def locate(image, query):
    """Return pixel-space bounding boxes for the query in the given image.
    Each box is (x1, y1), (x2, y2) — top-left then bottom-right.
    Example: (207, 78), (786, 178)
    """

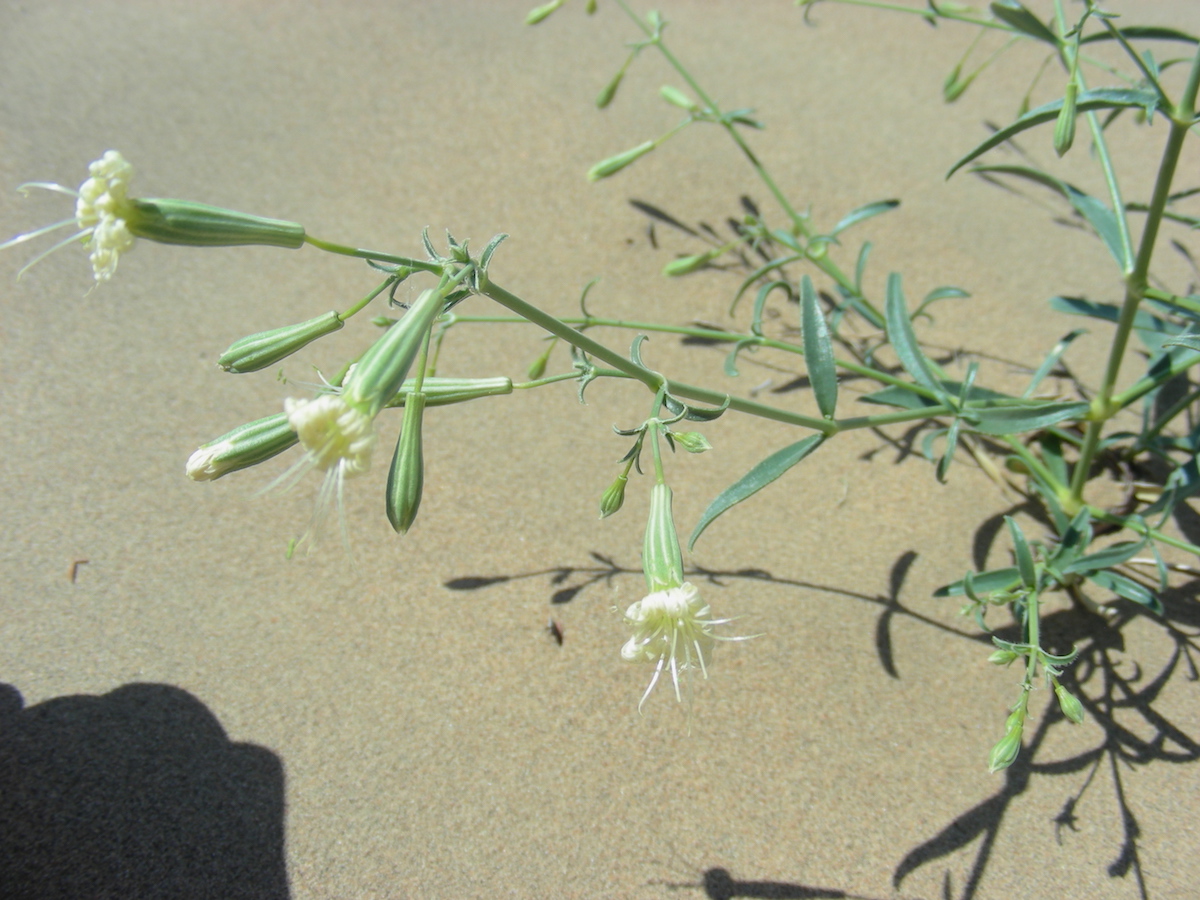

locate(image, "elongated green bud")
(662, 249), (719, 277)
(218, 311), (343, 373)
(186, 412), (299, 481)
(1055, 683), (1084, 724)
(587, 141), (656, 182)
(659, 85), (697, 112)
(386, 376), (513, 408)
(599, 474), (628, 519)
(1053, 83), (1078, 158)
(525, 0), (565, 25)
(386, 392), (426, 534)
(988, 724), (1023, 773)
(987, 649), (1020, 666)
(596, 70), (625, 109)
(643, 482), (684, 593)
(344, 288), (443, 418)
(670, 431), (712, 453)
(126, 199), (305, 248)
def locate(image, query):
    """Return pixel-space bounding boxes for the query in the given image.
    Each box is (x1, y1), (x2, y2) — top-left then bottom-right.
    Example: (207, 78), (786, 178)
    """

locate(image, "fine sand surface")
(2, 2), (1199, 898)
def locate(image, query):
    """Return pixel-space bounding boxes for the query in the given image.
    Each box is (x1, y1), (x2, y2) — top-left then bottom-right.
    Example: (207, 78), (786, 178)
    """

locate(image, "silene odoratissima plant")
(4, 0), (1200, 773)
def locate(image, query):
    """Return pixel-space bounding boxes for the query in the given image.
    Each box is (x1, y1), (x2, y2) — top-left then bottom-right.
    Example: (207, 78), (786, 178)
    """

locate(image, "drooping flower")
(274, 393), (377, 551)
(2, 150), (306, 284)
(622, 582), (737, 710)
(1, 150), (137, 282)
(624, 478), (755, 711)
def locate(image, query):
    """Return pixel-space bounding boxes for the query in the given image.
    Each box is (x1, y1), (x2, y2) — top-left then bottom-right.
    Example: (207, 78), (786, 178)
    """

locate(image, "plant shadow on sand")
(447, 537), (1199, 900)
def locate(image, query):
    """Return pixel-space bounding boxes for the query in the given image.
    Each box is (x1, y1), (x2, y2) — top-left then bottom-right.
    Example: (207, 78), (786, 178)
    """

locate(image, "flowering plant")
(5, 0), (1199, 785)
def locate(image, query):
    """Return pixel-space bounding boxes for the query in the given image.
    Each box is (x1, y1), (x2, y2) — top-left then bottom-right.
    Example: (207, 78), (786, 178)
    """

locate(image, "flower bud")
(987, 649), (1020, 666)
(599, 474), (628, 519)
(218, 311), (343, 373)
(386, 392), (426, 534)
(596, 70), (625, 109)
(988, 724), (1023, 773)
(587, 141), (656, 182)
(525, 0), (565, 25)
(1053, 83), (1078, 158)
(344, 288), (444, 418)
(662, 249), (720, 277)
(659, 85), (697, 112)
(643, 482), (685, 593)
(1055, 684), (1085, 724)
(670, 431), (712, 453)
(393, 376), (513, 408)
(126, 199), (305, 248)
(186, 412), (299, 481)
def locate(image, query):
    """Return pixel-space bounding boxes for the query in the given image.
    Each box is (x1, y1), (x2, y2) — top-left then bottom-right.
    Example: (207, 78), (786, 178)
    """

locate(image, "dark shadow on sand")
(0, 682), (289, 900)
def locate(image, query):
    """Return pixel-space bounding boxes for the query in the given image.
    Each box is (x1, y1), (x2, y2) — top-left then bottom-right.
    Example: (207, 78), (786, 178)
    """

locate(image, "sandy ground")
(1, 1), (1199, 898)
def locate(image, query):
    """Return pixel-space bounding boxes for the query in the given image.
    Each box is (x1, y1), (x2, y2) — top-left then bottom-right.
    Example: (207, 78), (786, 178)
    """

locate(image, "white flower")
(272, 394), (377, 552)
(621, 582), (748, 711)
(1, 150), (137, 282)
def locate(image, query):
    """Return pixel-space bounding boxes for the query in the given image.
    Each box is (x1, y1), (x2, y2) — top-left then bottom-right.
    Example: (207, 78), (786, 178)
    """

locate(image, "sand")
(1, 1), (1198, 898)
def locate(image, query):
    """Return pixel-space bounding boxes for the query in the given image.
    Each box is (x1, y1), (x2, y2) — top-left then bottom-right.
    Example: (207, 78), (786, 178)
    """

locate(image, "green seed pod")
(525, 0), (565, 25)
(587, 141), (656, 182)
(987, 724), (1023, 773)
(1053, 83), (1078, 158)
(386, 392), (426, 534)
(126, 199), (305, 248)
(1055, 683), (1085, 724)
(599, 474), (628, 519)
(643, 482), (685, 593)
(218, 311), (343, 373)
(186, 412), (299, 481)
(344, 288), (443, 418)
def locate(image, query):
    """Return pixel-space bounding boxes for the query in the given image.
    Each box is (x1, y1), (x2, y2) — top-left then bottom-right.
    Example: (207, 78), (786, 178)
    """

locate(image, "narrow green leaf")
(1163, 333), (1200, 352)
(969, 400), (1090, 435)
(831, 199), (900, 236)
(885, 273), (943, 395)
(989, 0), (1058, 45)
(971, 164), (1125, 265)
(800, 275), (838, 418)
(1023, 329), (1085, 398)
(855, 241), (872, 295)
(1006, 516), (1037, 588)
(934, 567), (1021, 597)
(1063, 540), (1146, 575)
(1086, 569), (1163, 615)
(688, 435), (825, 550)
(946, 89), (1160, 178)
(1079, 25), (1199, 45)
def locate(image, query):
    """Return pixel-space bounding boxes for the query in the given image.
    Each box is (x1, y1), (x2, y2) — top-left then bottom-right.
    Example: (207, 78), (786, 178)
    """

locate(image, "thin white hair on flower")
(1, 150), (136, 283)
(620, 581), (755, 712)
(268, 394), (377, 553)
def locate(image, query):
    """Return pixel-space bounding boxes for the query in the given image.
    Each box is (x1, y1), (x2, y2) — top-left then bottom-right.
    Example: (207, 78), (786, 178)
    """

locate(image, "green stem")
(338, 277), (395, 319)
(446, 312), (939, 399)
(610, 0), (882, 323)
(1068, 44), (1200, 505)
(304, 234), (440, 274)
(1110, 350), (1200, 411)
(802, 0), (1003, 29)
(1088, 506), (1200, 556)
